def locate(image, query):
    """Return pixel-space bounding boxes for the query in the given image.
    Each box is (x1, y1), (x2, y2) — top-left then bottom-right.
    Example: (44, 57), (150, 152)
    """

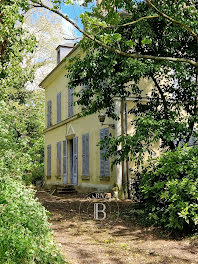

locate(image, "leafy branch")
(146, 0), (198, 43)
(31, 0), (198, 70)
(94, 15), (160, 28)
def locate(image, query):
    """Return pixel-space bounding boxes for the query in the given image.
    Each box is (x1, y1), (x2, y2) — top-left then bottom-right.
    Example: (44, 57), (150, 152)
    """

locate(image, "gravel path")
(37, 191), (198, 264)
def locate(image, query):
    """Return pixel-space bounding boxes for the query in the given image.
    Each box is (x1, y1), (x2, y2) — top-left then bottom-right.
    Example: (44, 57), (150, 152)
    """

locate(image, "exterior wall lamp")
(98, 113), (115, 129)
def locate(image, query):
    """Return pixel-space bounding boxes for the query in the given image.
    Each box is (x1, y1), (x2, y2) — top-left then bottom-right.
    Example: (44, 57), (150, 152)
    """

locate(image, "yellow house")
(40, 43), (156, 195)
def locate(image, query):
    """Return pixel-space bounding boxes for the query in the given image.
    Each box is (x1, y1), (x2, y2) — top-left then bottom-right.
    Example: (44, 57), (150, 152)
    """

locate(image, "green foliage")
(0, 88), (44, 183)
(68, 0), (198, 165)
(139, 146), (198, 233)
(0, 2), (64, 263)
(0, 0), (44, 183)
(0, 175), (65, 264)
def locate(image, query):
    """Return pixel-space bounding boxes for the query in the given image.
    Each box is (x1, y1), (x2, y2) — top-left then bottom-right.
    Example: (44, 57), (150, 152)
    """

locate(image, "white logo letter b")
(94, 203), (106, 220)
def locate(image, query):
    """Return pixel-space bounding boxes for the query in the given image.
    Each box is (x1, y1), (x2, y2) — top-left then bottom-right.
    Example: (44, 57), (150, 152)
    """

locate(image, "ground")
(37, 191), (198, 264)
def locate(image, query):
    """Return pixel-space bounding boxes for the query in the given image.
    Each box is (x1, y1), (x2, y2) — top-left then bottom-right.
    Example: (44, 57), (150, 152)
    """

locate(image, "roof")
(56, 42), (75, 50)
(40, 42), (80, 88)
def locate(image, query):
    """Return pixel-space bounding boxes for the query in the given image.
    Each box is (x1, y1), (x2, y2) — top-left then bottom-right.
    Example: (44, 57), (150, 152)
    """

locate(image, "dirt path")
(37, 191), (198, 264)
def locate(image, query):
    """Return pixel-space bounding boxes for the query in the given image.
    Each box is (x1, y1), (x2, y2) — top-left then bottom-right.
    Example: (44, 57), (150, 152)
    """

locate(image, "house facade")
(41, 44), (156, 195)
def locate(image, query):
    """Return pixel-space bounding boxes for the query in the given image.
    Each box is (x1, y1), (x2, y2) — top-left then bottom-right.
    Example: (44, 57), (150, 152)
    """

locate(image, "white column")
(114, 100), (122, 190)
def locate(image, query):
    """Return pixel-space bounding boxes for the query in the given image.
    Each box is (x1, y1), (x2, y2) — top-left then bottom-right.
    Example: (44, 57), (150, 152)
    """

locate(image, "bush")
(22, 166), (44, 186)
(0, 175), (66, 264)
(139, 146), (198, 233)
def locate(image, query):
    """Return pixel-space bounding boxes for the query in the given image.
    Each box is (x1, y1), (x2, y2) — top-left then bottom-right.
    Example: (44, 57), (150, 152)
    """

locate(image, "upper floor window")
(68, 88), (73, 118)
(47, 100), (52, 128)
(57, 49), (60, 64)
(82, 84), (87, 90)
(57, 92), (62, 123)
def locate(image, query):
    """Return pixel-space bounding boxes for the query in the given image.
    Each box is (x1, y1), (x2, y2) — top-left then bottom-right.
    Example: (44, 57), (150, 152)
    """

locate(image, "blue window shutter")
(57, 92), (61, 123)
(47, 100), (52, 127)
(82, 134), (89, 176)
(85, 134), (89, 176)
(57, 141), (61, 176)
(100, 128), (109, 177)
(100, 129), (105, 176)
(68, 88), (73, 118)
(47, 144), (51, 177)
(82, 84), (87, 91)
(63, 140), (68, 184)
(104, 128), (109, 176)
(82, 135), (86, 176)
(188, 134), (196, 147)
(73, 137), (78, 184)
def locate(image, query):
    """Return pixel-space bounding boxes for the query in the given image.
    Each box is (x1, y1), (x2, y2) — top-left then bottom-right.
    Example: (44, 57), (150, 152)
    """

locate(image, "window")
(57, 141), (61, 176)
(57, 49), (60, 64)
(82, 84), (87, 90)
(100, 128), (110, 177)
(57, 92), (61, 123)
(173, 129), (197, 147)
(68, 88), (73, 118)
(47, 144), (51, 177)
(47, 100), (52, 127)
(82, 134), (89, 177)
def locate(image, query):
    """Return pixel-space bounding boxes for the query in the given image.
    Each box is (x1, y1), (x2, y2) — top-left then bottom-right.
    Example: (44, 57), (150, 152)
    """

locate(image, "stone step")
(57, 190), (77, 194)
(55, 184), (75, 190)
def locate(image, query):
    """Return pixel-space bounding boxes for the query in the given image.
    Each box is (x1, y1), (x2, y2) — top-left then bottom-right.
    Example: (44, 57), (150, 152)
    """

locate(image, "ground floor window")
(100, 128), (110, 177)
(82, 133), (89, 177)
(57, 141), (61, 176)
(47, 144), (51, 177)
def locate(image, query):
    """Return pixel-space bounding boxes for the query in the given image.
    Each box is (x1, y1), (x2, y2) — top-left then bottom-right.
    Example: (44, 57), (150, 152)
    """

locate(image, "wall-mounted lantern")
(98, 113), (115, 129)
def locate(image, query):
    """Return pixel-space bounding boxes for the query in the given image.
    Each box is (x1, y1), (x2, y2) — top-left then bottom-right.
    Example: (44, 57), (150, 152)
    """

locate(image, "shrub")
(0, 175), (66, 264)
(22, 166), (44, 186)
(139, 146), (198, 233)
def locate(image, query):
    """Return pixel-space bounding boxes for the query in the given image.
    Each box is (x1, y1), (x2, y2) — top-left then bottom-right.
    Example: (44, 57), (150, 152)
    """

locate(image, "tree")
(30, 0), (198, 165)
(0, 0), (38, 177)
(0, 0), (68, 182)
(0, 2), (66, 262)
(24, 7), (75, 90)
(66, 0), (197, 165)
(30, 0), (198, 71)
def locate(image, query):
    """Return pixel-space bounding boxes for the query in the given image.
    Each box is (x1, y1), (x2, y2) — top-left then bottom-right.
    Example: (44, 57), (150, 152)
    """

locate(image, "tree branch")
(96, 15), (160, 28)
(31, 1), (198, 70)
(146, 0), (198, 43)
(151, 75), (168, 116)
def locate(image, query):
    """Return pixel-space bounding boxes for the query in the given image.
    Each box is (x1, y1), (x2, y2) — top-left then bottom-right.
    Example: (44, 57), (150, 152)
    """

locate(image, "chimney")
(56, 43), (74, 64)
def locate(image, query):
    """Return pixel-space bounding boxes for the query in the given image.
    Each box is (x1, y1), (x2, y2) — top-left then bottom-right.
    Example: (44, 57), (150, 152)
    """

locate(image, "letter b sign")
(94, 203), (106, 220)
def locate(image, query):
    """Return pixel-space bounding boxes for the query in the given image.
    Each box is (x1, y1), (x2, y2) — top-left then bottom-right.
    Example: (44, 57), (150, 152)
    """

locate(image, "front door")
(70, 139), (74, 184)
(63, 140), (67, 184)
(71, 137), (78, 185)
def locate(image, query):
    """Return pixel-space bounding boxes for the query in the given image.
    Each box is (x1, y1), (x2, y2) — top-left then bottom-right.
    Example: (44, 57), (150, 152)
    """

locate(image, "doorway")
(70, 139), (74, 184)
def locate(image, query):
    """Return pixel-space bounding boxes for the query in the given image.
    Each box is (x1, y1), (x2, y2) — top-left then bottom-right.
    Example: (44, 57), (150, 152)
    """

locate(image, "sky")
(60, 1), (93, 38)
(31, 1), (93, 41)
(25, 1), (93, 90)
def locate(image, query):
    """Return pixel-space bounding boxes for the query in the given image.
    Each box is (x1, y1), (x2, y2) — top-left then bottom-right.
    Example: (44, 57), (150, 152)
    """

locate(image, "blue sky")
(31, 1), (93, 39)
(61, 2), (93, 38)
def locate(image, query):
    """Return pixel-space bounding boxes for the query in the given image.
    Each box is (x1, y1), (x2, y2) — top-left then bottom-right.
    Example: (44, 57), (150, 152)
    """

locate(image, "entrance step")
(54, 184), (77, 195)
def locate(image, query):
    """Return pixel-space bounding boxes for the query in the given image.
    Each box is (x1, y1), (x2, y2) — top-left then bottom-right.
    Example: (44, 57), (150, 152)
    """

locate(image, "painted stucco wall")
(125, 77), (161, 178)
(43, 46), (161, 194)
(43, 47), (116, 192)
(44, 115), (115, 192)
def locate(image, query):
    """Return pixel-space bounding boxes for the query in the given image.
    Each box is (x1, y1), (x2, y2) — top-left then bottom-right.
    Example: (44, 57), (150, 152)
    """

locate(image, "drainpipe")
(121, 98), (126, 199)
(125, 101), (130, 199)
